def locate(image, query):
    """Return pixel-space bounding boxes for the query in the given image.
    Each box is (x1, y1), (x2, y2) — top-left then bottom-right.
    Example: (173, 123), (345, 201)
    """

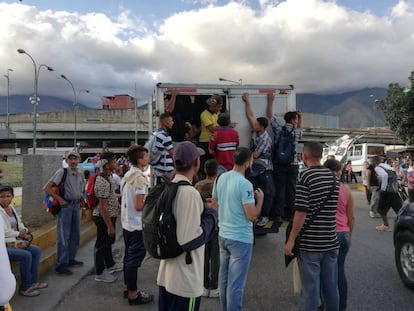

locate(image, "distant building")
(102, 95), (135, 109)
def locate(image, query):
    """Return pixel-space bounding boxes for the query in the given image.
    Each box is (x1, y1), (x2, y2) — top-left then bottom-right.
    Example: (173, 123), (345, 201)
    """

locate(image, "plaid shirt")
(270, 116), (302, 165)
(253, 130), (273, 170)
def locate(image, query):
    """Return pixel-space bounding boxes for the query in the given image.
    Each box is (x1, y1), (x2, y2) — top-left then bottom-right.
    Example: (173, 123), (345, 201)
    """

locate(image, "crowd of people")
(1, 90), (412, 311)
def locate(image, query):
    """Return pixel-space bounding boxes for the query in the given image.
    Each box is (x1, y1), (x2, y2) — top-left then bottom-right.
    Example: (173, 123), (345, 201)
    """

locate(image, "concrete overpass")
(0, 108), (403, 155)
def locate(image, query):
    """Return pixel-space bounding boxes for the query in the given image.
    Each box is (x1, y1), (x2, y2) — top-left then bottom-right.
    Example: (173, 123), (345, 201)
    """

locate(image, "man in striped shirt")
(284, 141), (340, 311)
(153, 112), (175, 183)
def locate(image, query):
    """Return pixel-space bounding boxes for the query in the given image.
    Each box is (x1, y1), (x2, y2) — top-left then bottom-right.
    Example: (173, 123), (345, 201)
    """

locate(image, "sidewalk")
(9, 222), (124, 311)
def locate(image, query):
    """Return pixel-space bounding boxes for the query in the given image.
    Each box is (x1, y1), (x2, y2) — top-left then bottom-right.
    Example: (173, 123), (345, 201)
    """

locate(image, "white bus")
(346, 143), (386, 174)
(322, 135), (386, 174)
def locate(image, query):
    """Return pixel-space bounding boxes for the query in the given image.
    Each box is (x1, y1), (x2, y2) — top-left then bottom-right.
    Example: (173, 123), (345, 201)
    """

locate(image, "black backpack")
(274, 126), (295, 164)
(142, 178), (192, 263)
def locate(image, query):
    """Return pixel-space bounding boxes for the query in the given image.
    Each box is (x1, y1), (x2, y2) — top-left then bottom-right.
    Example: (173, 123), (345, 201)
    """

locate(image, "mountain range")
(0, 87), (387, 128)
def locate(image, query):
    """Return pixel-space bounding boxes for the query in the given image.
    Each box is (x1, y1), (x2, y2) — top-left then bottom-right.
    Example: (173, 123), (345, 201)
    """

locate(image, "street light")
(76, 88), (90, 149)
(17, 48), (54, 154)
(369, 94), (378, 127)
(61, 74), (89, 148)
(3, 68), (13, 130)
(218, 77), (243, 85)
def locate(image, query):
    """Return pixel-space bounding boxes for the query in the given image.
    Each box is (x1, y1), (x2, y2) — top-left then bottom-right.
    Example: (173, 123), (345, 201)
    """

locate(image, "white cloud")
(1, 0), (414, 107)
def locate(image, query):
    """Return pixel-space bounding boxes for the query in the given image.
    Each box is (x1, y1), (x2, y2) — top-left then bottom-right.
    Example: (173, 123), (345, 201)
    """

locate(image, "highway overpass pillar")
(22, 155), (61, 228)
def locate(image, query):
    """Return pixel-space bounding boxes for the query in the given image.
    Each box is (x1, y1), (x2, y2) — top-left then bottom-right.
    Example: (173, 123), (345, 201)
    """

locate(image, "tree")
(376, 72), (414, 145)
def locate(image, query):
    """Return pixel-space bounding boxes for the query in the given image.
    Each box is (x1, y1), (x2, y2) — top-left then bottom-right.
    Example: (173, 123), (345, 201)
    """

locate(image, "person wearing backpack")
(371, 156), (403, 231)
(43, 151), (85, 275)
(242, 92), (274, 227)
(120, 145), (154, 305)
(195, 159), (220, 298)
(157, 141), (218, 311)
(93, 151), (123, 283)
(267, 93), (302, 221)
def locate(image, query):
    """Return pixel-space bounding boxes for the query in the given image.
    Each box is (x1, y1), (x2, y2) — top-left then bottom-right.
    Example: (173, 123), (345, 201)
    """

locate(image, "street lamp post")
(75, 88), (90, 149)
(3, 68), (13, 130)
(369, 94), (380, 127)
(17, 49), (54, 154)
(61, 74), (89, 148)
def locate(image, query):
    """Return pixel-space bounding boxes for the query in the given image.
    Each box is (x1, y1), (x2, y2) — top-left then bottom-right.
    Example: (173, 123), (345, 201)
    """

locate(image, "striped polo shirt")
(295, 166), (340, 252)
(153, 128), (175, 177)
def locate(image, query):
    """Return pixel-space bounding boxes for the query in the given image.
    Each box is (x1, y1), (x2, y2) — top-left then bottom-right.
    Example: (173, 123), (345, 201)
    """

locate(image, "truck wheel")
(395, 231), (414, 290)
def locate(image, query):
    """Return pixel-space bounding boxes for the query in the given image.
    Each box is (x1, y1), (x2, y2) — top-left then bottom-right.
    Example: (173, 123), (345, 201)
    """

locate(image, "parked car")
(77, 157), (95, 174)
(393, 200), (414, 290)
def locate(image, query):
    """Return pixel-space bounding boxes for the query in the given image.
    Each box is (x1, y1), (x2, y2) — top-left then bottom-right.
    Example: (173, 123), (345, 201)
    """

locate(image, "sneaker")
(55, 267), (73, 275)
(95, 270), (117, 283)
(106, 262), (123, 273)
(68, 259), (84, 267)
(202, 288), (209, 297)
(128, 291), (154, 305)
(369, 211), (376, 218)
(256, 217), (269, 227)
(376, 224), (392, 232)
(209, 288), (219, 298)
(20, 288), (40, 297)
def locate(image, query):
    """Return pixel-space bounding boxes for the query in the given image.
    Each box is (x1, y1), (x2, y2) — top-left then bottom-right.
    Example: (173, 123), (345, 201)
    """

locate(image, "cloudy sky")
(0, 0), (413, 107)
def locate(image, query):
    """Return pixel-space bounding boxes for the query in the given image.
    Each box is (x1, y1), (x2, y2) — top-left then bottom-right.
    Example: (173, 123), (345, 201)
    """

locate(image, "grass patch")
(0, 162), (23, 187)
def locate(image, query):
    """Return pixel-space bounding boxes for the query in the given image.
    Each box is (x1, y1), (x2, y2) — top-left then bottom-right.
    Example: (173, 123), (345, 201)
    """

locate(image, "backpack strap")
(100, 172), (111, 190)
(59, 168), (68, 186)
(300, 172), (337, 233)
(175, 179), (193, 264)
(58, 168), (68, 200)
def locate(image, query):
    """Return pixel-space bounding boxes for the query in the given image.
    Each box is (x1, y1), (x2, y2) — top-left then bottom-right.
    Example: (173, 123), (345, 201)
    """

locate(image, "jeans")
(337, 232), (350, 310)
(249, 170), (275, 219)
(93, 216), (116, 275)
(204, 229), (219, 289)
(219, 236), (253, 311)
(56, 202), (80, 270)
(273, 164), (298, 220)
(123, 229), (147, 291)
(370, 186), (380, 213)
(7, 245), (41, 291)
(298, 250), (339, 311)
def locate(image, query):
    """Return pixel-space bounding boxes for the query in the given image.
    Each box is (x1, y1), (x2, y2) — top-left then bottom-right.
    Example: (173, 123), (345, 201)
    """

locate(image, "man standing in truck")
(267, 93), (302, 221)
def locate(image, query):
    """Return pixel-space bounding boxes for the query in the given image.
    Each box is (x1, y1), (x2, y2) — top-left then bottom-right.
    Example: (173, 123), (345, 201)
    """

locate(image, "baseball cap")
(174, 141), (205, 166)
(66, 151), (81, 159)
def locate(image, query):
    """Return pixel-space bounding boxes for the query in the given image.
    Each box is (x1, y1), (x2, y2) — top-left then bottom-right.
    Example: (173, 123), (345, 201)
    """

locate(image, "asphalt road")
(25, 190), (414, 311)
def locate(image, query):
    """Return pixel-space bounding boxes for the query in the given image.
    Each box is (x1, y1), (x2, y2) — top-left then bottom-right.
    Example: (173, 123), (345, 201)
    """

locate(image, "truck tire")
(395, 230), (414, 290)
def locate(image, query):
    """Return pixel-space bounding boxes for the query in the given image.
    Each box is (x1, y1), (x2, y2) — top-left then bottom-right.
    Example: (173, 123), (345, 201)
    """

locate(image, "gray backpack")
(379, 165), (398, 193)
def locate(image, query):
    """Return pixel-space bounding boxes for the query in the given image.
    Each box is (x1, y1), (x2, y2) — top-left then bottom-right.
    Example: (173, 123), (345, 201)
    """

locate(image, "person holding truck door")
(198, 95), (222, 178)
(242, 92), (274, 227)
(267, 93), (302, 221)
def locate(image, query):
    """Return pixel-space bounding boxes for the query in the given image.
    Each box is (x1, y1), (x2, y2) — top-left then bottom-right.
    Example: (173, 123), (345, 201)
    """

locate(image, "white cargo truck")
(151, 83), (296, 148)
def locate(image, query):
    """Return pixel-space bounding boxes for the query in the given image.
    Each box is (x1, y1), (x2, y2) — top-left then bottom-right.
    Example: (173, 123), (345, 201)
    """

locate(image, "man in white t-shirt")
(120, 145), (154, 305)
(371, 156), (402, 231)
